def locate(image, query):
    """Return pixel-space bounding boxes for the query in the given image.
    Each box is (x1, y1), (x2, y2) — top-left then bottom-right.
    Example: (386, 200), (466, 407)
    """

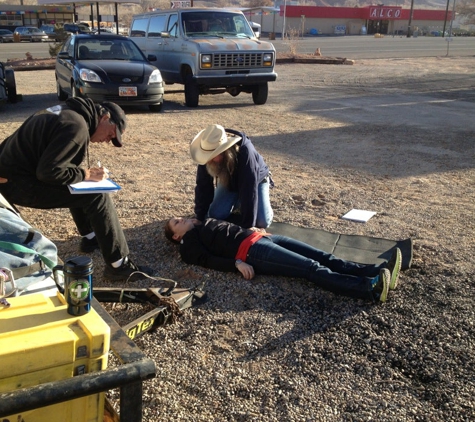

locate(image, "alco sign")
(171, 1), (191, 8)
(369, 7), (402, 19)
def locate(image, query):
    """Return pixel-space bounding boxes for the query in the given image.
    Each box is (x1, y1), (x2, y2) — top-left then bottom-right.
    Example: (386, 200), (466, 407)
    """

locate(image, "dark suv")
(39, 24), (64, 42)
(63, 23), (92, 34)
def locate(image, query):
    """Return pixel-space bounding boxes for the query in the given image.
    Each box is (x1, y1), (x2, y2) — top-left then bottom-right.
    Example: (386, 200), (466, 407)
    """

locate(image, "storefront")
(248, 5), (452, 37)
(0, 5), (74, 30)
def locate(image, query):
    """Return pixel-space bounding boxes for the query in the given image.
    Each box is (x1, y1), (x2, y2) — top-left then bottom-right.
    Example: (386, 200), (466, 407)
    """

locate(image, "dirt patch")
(1, 58), (475, 421)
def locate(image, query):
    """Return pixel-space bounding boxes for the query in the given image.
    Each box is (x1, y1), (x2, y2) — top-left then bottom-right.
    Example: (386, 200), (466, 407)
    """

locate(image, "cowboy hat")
(190, 124), (242, 165)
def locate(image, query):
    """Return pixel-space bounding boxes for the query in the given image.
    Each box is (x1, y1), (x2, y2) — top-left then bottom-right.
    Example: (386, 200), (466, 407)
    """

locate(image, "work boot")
(103, 256), (153, 282)
(79, 236), (99, 253)
(372, 268), (390, 303)
(386, 247), (402, 290)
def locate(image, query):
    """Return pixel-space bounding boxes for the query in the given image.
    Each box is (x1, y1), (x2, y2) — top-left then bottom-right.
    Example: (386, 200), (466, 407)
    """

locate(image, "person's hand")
(250, 227), (266, 233)
(236, 261), (255, 280)
(0, 177), (7, 183)
(84, 167), (110, 182)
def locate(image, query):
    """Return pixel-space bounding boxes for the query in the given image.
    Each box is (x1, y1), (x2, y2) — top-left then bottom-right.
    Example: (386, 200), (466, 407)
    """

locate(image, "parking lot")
(1, 57), (475, 421)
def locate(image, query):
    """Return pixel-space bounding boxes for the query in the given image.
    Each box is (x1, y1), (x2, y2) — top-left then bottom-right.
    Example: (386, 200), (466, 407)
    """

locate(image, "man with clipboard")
(0, 98), (152, 281)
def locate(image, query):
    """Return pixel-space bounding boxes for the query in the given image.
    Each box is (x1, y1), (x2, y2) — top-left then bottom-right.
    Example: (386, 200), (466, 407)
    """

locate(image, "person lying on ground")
(164, 217), (402, 303)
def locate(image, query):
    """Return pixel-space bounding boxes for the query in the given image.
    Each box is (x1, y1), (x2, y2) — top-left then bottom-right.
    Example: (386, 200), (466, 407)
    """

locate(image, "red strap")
(235, 232), (266, 262)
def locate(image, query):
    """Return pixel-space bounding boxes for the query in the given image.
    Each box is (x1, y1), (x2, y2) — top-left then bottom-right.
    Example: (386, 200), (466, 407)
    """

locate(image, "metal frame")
(0, 298), (155, 422)
(0, 282), (206, 421)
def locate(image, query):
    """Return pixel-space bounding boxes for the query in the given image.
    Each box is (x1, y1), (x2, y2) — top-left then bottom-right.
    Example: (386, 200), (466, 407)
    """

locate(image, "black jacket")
(194, 129), (270, 228)
(179, 218), (254, 272)
(0, 98), (100, 185)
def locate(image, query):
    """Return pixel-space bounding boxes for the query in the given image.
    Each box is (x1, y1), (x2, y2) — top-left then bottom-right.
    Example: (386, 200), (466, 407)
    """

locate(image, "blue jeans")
(246, 235), (381, 301)
(207, 179), (273, 228)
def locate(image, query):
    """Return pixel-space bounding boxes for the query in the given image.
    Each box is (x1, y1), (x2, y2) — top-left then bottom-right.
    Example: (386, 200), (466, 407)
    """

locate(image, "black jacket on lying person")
(180, 218), (252, 272)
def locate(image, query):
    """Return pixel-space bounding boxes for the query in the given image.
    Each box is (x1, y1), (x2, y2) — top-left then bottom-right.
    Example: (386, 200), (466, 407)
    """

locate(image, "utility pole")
(443, 0), (450, 36)
(282, 0), (287, 40)
(407, 0), (415, 37)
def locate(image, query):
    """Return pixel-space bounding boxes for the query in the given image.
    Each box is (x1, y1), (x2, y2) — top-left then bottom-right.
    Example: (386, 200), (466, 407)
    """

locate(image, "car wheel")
(252, 82), (268, 105)
(184, 75), (199, 107)
(56, 78), (68, 101)
(71, 82), (79, 98)
(149, 103), (163, 112)
(5, 68), (17, 103)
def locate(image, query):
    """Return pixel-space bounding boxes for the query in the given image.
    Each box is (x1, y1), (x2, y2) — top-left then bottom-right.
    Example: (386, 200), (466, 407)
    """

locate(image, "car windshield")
(76, 39), (146, 61)
(181, 11), (254, 38)
(40, 25), (55, 33)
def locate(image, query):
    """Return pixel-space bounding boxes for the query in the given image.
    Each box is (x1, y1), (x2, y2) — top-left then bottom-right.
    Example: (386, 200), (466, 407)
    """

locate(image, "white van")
(129, 8), (277, 107)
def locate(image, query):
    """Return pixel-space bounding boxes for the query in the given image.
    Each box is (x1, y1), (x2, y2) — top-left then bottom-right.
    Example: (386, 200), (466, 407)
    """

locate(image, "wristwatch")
(235, 259), (243, 268)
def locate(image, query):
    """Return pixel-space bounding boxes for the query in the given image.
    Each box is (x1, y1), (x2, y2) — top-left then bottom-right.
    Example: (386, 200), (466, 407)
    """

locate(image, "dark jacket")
(194, 129), (270, 228)
(179, 218), (254, 272)
(0, 98), (100, 185)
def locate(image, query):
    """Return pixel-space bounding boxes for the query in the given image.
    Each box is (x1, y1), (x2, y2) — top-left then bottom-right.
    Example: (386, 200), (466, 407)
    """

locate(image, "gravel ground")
(1, 56), (474, 421)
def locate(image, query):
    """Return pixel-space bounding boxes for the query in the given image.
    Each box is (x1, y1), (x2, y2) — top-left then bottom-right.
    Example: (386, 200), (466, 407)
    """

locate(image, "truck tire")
(184, 75), (199, 107)
(5, 68), (17, 103)
(252, 82), (268, 105)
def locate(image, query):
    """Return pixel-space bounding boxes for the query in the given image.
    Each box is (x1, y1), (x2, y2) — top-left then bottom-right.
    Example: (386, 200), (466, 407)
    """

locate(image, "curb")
(5, 56), (353, 72)
(277, 57), (352, 65)
(6, 64), (55, 71)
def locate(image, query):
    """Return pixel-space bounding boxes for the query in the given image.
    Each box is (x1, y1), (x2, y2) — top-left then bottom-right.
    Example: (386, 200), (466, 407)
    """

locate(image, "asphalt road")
(0, 35), (474, 63)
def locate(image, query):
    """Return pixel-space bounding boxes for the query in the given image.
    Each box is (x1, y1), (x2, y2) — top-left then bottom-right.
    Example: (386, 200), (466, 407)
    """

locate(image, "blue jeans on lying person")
(246, 235), (382, 301)
(207, 179), (273, 228)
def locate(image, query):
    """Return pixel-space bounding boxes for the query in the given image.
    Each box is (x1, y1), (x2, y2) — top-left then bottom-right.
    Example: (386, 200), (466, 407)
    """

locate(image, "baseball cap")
(101, 102), (126, 147)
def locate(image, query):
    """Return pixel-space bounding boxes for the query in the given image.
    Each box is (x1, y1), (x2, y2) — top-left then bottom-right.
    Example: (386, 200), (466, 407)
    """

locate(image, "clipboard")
(68, 179), (121, 194)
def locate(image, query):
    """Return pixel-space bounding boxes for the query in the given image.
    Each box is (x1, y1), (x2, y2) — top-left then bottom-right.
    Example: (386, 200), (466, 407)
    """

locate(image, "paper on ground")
(341, 209), (376, 223)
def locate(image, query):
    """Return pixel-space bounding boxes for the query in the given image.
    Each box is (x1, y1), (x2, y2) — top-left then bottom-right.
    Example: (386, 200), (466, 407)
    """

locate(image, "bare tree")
(457, 0), (475, 24)
(245, 0), (274, 6)
(139, 0), (170, 14)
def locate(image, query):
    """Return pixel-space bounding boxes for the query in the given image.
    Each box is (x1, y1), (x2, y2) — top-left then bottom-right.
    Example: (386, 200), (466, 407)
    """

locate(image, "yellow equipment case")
(0, 292), (111, 422)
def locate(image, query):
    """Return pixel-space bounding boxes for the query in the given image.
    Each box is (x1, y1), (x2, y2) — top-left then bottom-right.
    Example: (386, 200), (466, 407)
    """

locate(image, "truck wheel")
(252, 82), (268, 105)
(184, 75), (199, 107)
(56, 78), (68, 101)
(5, 68), (17, 103)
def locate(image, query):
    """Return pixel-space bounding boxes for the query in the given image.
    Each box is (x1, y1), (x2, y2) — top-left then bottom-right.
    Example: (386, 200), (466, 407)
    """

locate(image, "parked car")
(39, 24), (64, 42)
(129, 8), (276, 107)
(55, 33), (164, 112)
(0, 29), (14, 43)
(13, 27), (49, 42)
(63, 23), (92, 34)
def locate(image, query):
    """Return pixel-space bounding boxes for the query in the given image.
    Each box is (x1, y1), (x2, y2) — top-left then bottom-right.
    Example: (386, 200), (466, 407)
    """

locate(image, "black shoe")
(103, 257), (154, 282)
(386, 247), (402, 290)
(80, 236), (99, 253)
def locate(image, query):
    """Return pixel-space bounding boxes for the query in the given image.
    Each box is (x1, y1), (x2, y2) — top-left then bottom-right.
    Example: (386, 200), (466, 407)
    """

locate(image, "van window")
(148, 15), (167, 37)
(167, 14), (178, 38)
(130, 17), (148, 37)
